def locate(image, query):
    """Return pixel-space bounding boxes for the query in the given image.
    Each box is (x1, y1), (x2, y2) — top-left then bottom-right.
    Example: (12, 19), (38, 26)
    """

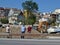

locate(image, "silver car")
(47, 26), (60, 34)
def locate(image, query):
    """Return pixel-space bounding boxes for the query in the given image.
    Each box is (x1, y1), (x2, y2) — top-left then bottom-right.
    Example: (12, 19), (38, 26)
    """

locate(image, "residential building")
(4, 8), (10, 17)
(0, 7), (10, 19)
(8, 8), (21, 24)
(0, 7), (5, 18)
(52, 9), (60, 24)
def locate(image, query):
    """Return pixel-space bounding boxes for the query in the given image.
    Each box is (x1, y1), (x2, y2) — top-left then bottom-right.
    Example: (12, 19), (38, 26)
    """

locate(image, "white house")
(8, 8), (21, 24)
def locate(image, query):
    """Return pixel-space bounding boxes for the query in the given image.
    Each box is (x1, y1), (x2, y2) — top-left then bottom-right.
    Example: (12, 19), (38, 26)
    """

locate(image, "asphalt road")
(0, 39), (60, 45)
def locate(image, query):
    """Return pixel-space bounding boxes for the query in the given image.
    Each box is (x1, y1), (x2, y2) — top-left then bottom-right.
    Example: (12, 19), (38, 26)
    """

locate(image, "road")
(0, 39), (60, 45)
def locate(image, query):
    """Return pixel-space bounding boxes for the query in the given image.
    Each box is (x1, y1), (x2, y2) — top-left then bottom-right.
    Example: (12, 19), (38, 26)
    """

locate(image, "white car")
(47, 27), (60, 34)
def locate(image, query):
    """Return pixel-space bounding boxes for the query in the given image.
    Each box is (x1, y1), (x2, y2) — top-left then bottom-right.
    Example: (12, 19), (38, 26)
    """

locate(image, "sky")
(0, 0), (60, 12)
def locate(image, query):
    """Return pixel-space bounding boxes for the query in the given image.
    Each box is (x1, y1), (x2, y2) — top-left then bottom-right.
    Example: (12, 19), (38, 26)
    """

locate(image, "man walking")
(27, 25), (32, 33)
(20, 24), (26, 39)
(6, 25), (11, 38)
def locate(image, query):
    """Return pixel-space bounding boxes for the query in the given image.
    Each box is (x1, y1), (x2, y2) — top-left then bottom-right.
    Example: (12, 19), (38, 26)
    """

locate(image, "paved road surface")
(0, 39), (60, 45)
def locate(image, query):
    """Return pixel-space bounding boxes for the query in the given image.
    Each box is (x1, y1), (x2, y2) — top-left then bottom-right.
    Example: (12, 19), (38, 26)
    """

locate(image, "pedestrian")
(20, 24), (26, 39)
(27, 25), (32, 39)
(6, 25), (11, 38)
(27, 25), (32, 33)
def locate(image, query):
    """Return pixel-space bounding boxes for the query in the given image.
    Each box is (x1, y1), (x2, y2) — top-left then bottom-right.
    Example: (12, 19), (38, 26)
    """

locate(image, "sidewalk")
(0, 38), (60, 41)
(47, 36), (60, 39)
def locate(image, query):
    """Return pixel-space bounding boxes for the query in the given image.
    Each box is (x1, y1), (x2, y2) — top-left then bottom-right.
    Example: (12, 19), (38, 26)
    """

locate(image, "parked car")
(13, 22), (19, 25)
(0, 22), (2, 27)
(47, 26), (60, 34)
(0, 22), (9, 28)
(0, 24), (2, 27)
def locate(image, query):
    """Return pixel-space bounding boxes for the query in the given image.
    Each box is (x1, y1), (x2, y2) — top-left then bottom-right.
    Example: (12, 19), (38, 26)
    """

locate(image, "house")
(52, 9), (60, 24)
(8, 8), (21, 24)
(0, 7), (10, 19)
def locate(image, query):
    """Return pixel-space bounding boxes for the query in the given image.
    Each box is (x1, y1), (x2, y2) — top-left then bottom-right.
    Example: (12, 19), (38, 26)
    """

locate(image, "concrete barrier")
(0, 33), (60, 39)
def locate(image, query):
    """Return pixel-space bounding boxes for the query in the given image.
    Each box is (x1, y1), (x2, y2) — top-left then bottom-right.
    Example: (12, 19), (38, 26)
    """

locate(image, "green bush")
(48, 17), (56, 25)
(1, 18), (9, 24)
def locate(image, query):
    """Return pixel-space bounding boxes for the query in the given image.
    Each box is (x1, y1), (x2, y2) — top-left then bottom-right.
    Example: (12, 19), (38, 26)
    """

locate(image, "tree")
(22, 0), (38, 24)
(22, 0), (38, 12)
(28, 14), (36, 25)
